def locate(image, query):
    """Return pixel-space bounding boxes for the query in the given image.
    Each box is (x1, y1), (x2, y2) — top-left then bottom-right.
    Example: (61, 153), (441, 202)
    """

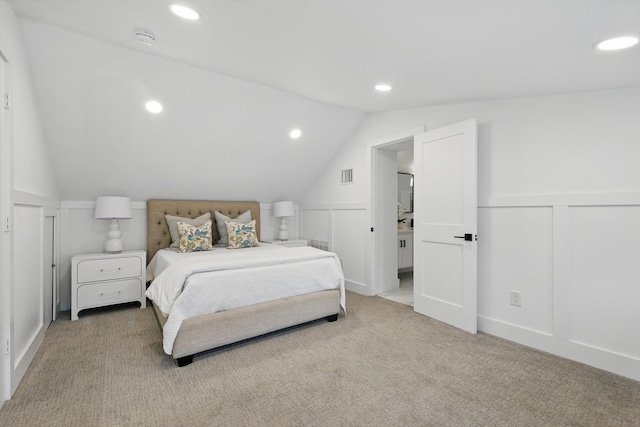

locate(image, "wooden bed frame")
(147, 199), (341, 366)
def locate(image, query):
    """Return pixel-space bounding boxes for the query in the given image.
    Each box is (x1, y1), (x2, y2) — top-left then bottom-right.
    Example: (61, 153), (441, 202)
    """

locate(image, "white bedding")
(145, 244), (345, 354)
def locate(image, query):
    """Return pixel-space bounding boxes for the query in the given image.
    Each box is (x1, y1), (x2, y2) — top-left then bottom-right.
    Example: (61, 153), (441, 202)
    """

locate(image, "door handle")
(454, 233), (473, 241)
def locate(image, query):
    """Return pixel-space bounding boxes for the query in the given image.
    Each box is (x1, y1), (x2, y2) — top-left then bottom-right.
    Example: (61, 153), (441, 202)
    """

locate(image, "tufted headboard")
(146, 199), (261, 264)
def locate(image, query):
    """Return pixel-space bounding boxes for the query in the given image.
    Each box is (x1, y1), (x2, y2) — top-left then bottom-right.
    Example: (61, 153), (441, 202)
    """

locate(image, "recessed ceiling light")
(168, 4), (201, 21)
(595, 36), (639, 51)
(375, 84), (392, 92)
(145, 100), (163, 114)
(290, 129), (302, 139)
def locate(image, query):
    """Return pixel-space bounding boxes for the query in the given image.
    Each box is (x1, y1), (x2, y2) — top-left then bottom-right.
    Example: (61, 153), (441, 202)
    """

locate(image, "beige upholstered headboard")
(146, 200), (261, 264)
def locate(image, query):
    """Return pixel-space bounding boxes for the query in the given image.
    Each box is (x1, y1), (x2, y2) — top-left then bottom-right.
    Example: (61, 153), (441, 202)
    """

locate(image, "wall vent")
(341, 168), (353, 185)
(309, 240), (329, 251)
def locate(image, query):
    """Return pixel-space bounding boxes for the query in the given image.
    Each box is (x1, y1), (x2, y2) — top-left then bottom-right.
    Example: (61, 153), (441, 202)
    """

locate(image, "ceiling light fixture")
(168, 4), (201, 20)
(595, 36), (639, 51)
(290, 129), (302, 139)
(145, 100), (163, 114)
(375, 84), (392, 92)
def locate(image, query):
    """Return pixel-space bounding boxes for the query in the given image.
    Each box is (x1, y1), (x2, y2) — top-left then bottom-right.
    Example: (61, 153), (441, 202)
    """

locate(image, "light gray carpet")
(1, 292), (639, 427)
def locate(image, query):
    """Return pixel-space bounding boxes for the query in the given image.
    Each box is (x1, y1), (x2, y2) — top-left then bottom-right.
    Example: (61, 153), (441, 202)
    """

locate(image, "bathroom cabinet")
(398, 231), (413, 269)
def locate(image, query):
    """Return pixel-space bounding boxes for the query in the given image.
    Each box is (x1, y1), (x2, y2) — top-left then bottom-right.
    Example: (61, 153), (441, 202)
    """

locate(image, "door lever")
(454, 233), (473, 241)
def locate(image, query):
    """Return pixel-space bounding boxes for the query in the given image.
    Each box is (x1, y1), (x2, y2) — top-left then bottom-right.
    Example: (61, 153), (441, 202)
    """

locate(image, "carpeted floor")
(1, 291), (639, 427)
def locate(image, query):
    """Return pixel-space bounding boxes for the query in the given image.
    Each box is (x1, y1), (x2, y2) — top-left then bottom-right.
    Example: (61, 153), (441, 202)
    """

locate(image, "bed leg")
(177, 355), (194, 367)
(326, 314), (338, 322)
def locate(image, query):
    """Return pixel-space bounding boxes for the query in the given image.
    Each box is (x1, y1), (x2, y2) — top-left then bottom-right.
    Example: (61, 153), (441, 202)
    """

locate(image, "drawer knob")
(100, 267), (122, 272)
(99, 290), (122, 297)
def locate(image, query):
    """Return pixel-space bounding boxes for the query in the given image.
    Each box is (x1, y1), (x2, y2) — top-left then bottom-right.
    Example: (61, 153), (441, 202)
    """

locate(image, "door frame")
(370, 126), (424, 296)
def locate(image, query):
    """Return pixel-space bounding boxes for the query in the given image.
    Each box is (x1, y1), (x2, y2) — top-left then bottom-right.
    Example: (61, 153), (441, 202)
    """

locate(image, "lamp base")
(278, 217), (289, 241)
(104, 218), (124, 253)
(104, 238), (124, 253)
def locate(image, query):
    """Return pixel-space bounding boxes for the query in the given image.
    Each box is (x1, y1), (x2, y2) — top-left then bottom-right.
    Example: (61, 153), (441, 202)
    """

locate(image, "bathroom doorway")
(380, 147), (414, 306)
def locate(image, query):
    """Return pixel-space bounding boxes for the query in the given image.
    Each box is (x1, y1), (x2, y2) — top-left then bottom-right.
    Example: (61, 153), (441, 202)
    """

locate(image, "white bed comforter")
(145, 244), (345, 354)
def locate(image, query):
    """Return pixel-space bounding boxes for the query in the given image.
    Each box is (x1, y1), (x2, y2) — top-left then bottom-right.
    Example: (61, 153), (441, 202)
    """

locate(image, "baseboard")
(345, 279), (367, 294)
(479, 316), (640, 382)
(12, 326), (46, 394)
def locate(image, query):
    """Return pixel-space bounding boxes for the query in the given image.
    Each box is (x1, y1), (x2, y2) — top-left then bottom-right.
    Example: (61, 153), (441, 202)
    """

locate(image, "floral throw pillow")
(226, 219), (259, 249)
(177, 219), (213, 253)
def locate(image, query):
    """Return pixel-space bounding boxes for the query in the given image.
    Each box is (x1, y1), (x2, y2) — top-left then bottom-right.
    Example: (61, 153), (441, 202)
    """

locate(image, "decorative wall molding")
(301, 202), (367, 211)
(479, 315), (640, 382)
(480, 190), (640, 208)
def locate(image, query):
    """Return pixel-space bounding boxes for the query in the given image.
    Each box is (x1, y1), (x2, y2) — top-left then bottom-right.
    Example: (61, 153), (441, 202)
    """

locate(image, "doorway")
(370, 133), (415, 299)
(380, 147), (414, 306)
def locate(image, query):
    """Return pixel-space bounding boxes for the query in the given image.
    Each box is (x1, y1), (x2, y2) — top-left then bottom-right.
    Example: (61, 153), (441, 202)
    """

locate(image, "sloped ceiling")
(17, 20), (365, 201)
(8, 0), (640, 201)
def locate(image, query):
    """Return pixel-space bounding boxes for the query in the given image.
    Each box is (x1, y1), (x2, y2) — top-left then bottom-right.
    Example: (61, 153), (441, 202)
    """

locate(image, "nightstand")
(264, 239), (308, 248)
(71, 250), (146, 320)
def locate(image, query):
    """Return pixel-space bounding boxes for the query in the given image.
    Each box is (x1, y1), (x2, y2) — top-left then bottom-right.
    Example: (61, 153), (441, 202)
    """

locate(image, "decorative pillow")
(226, 219), (259, 249)
(177, 220), (214, 253)
(214, 210), (252, 246)
(166, 212), (211, 249)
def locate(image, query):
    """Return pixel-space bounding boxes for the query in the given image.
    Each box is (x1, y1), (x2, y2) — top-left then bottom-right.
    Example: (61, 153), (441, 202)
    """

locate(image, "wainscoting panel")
(12, 204), (45, 392)
(332, 209), (367, 290)
(569, 205), (640, 359)
(477, 191), (640, 381)
(477, 206), (554, 335)
(301, 204), (367, 292)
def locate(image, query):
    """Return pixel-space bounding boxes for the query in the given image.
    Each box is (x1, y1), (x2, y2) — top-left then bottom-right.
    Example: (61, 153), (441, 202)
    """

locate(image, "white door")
(43, 217), (54, 328)
(413, 119), (477, 333)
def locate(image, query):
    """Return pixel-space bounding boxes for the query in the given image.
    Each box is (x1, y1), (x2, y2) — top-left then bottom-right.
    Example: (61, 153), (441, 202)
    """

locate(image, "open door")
(413, 119), (477, 333)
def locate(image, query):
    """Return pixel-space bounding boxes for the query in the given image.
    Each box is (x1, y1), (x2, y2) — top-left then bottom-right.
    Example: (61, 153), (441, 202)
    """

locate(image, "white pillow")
(214, 210), (252, 246)
(165, 212), (211, 249)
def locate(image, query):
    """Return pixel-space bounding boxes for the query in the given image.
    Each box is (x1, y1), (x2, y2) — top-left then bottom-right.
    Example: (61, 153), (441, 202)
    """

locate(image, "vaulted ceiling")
(8, 0), (640, 200)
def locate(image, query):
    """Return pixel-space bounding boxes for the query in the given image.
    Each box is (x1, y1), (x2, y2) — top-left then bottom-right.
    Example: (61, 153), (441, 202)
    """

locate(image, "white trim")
(301, 202), (366, 211)
(61, 200), (146, 210)
(480, 190), (640, 208)
(345, 279), (367, 292)
(552, 205), (571, 340)
(479, 315), (640, 382)
(370, 125), (426, 150)
(0, 49), (10, 406)
(13, 190), (60, 207)
(369, 125), (426, 298)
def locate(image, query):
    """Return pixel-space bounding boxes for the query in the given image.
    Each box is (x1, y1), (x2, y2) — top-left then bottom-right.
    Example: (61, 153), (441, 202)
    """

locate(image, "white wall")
(300, 87), (640, 381)
(0, 0), (61, 405)
(58, 201), (300, 311)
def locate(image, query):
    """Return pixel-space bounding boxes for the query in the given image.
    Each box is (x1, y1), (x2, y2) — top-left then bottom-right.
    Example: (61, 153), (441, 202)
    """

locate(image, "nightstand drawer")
(77, 279), (142, 308)
(76, 256), (142, 283)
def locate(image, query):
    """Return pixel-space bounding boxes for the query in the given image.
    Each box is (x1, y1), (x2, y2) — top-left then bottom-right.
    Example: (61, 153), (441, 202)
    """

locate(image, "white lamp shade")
(94, 196), (132, 219)
(273, 201), (295, 217)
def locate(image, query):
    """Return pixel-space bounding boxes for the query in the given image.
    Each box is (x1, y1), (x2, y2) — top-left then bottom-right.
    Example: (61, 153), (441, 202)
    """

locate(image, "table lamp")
(273, 201), (295, 241)
(94, 196), (132, 253)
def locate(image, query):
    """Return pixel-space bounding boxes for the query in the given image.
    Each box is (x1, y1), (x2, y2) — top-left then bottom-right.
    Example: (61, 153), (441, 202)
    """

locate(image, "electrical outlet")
(510, 290), (522, 307)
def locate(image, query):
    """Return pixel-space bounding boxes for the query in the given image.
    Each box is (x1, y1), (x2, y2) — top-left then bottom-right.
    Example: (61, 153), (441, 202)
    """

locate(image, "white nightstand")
(264, 239), (308, 248)
(71, 250), (146, 321)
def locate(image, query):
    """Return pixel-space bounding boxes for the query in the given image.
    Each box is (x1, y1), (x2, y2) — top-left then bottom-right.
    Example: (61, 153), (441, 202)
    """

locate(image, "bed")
(145, 199), (345, 366)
